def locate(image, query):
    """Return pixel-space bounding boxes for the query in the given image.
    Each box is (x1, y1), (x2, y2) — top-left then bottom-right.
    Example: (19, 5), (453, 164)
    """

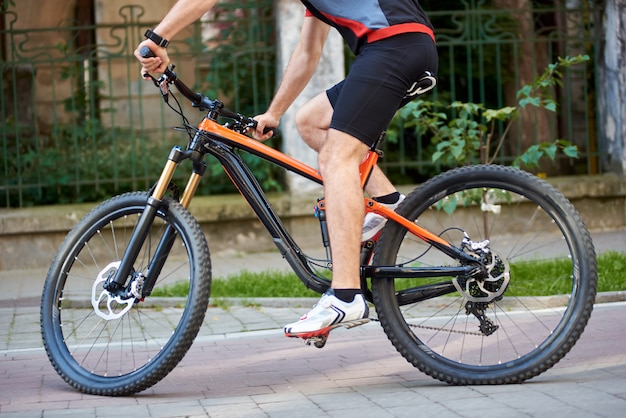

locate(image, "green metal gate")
(0, 0), (604, 207)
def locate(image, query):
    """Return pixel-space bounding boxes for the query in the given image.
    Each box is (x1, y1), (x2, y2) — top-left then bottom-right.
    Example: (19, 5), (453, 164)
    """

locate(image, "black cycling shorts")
(326, 32), (438, 146)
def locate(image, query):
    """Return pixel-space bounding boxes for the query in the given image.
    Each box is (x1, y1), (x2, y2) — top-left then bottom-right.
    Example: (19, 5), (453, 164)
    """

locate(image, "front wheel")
(40, 192), (211, 395)
(372, 165), (597, 384)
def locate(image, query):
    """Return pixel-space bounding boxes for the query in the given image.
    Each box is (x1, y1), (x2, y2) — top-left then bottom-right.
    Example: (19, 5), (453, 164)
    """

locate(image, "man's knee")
(319, 130), (369, 173)
(294, 107), (311, 136)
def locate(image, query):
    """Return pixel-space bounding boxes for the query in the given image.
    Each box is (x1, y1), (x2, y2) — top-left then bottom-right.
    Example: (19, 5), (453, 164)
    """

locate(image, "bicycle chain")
(370, 316), (485, 336)
(408, 322), (484, 336)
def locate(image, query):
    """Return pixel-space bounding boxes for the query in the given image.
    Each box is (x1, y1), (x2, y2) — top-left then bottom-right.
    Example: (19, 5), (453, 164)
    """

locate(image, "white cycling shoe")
(284, 289), (369, 338)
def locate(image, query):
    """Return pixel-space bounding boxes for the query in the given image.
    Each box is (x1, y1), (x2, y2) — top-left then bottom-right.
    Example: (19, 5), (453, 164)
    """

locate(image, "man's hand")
(134, 40), (170, 78)
(252, 113), (280, 141)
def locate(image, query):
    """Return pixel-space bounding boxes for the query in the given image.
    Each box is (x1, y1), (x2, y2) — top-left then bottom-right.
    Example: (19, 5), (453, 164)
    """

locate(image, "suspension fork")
(141, 154), (207, 298)
(104, 145), (204, 295)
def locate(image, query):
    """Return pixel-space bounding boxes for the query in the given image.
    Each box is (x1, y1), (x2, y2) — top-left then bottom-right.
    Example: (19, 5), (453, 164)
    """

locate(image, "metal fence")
(0, 1), (276, 207)
(0, 1), (604, 207)
(377, 0), (603, 184)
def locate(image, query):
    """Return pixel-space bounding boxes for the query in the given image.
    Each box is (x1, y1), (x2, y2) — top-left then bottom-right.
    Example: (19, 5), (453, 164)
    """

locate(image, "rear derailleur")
(465, 301), (498, 336)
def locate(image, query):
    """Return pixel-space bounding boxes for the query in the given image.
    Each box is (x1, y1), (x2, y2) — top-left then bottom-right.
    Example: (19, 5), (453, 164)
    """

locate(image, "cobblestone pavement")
(1, 300), (625, 418)
(1, 228), (626, 417)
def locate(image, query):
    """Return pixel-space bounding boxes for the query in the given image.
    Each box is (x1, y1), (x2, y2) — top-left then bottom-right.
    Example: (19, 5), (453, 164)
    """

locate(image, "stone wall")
(0, 175), (624, 272)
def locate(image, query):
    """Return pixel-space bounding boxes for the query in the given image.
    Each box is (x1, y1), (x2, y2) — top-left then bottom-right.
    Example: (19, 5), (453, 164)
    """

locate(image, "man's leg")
(295, 92), (397, 198)
(317, 128), (369, 290)
(296, 92), (405, 243)
(283, 128), (371, 338)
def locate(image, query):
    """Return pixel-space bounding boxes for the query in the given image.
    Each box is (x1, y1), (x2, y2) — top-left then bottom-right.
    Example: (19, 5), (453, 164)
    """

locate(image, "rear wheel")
(41, 192), (211, 395)
(372, 165), (597, 384)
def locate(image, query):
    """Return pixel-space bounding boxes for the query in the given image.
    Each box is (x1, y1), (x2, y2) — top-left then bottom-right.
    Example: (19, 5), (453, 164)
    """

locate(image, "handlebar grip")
(139, 46), (162, 79)
(139, 46), (202, 105)
(140, 45), (156, 59)
(264, 127), (279, 138)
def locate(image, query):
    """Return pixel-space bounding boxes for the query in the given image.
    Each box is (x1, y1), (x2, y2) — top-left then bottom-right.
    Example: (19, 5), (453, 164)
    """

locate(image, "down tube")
(209, 144), (330, 294)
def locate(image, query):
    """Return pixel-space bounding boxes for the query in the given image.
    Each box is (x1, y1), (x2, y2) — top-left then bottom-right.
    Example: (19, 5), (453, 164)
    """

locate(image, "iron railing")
(377, 0), (603, 183)
(0, 1), (604, 207)
(1, 1), (276, 207)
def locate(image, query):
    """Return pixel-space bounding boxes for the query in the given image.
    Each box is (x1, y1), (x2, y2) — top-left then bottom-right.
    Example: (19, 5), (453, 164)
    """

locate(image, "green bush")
(387, 55), (588, 172)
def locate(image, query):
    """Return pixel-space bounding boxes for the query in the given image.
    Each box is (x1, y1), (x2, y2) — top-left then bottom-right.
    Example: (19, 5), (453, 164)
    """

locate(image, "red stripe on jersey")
(368, 23), (435, 43)
(304, 10), (435, 45)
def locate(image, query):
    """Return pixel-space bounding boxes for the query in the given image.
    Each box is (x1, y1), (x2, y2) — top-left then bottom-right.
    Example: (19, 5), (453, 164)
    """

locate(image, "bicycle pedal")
(291, 319), (371, 349)
(304, 334), (329, 349)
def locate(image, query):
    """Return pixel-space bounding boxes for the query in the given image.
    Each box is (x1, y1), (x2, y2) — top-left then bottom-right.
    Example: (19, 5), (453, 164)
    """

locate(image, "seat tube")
(359, 150), (379, 188)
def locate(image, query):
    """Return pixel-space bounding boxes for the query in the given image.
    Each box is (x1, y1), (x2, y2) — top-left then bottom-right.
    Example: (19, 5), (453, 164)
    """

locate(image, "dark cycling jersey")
(301, 0), (434, 54)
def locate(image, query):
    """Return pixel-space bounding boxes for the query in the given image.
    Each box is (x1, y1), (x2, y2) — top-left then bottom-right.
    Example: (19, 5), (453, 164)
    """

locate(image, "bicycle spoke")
(41, 193), (210, 395)
(372, 165), (596, 384)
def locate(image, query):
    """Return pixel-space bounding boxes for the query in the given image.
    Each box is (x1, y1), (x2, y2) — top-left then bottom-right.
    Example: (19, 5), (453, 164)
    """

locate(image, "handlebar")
(139, 46), (277, 137)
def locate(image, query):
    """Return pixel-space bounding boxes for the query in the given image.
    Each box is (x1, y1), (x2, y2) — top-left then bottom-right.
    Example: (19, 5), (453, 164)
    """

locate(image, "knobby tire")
(372, 165), (597, 384)
(40, 192), (211, 395)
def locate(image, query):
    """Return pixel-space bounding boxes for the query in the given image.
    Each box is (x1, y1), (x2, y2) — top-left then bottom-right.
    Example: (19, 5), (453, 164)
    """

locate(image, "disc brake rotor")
(91, 261), (139, 320)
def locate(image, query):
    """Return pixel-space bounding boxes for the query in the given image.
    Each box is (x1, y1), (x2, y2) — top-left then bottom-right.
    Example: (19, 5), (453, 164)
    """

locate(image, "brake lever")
(156, 74), (170, 102)
(263, 127), (279, 138)
(139, 46), (170, 102)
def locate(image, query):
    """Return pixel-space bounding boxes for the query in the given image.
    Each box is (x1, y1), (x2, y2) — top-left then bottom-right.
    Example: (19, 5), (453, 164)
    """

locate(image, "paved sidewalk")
(1, 301), (625, 417)
(1, 228), (626, 417)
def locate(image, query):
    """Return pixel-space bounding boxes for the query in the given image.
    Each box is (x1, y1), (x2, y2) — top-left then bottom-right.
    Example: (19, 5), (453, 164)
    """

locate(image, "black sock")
(334, 288), (361, 303)
(373, 192), (401, 205)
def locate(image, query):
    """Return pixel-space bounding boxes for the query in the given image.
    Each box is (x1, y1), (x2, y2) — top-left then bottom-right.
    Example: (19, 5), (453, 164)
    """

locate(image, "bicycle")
(41, 52), (598, 396)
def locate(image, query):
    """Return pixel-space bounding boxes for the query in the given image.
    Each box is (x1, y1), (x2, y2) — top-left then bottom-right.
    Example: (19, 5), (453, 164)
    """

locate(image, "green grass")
(151, 251), (626, 298)
(211, 270), (320, 298)
(596, 251), (626, 291)
(150, 269), (319, 298)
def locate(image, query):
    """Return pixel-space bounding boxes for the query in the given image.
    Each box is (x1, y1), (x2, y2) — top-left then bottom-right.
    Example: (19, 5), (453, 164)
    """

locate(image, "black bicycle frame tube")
(202, 136), (331, 294)
(200, 132), (480, 296)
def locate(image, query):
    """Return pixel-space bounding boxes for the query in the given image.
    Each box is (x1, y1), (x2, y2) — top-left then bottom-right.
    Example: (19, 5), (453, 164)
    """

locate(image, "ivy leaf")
(516, 85), (532, 99)
(543, 100), (557, 112)
(450, 140), (465, 159)
(519, 97), (540, 108)
(543, 143), (557, 160)
(520, 144), (542, 167)
(563, 145), (579, 158)
(441, 196), (458, 215)
(484, 106), (517, 122)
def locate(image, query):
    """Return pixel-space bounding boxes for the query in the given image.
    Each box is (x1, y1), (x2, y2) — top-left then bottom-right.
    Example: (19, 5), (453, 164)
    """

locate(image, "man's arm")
(134, 0), (218, 75)
(253, 16), (330, 139)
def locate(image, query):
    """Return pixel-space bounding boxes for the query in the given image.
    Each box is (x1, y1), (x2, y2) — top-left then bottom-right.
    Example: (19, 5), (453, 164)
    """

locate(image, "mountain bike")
(40, 52), (598, 396)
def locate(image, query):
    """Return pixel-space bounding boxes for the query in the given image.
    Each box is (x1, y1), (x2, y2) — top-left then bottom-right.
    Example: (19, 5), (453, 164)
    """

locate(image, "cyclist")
(135, 0), (438, 340)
